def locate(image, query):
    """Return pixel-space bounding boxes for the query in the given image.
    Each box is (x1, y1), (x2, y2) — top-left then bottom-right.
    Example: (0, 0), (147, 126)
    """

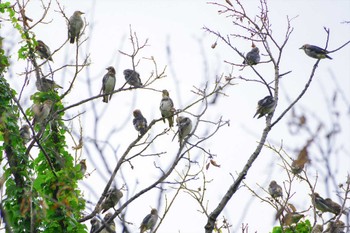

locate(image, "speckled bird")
(123, 69), (142, 88)
(299, 44), (332, 59)
(268, 180), (283, 199)
(36, 40), (53, 61)
(100, 188), (123, 214)
(160, 90), (175, 128)
(253, 96), (276, 119)
(243, 47), (260, 65)
(140, 209), (158, 233)
(68, 11), (84, 44)
(311, 224), (323, 233)
(133, 109), (148, 135)
(324, 220), (345, 233)
(101, 213), (116, 233)
(90, 217), (101, 233)
(20, 125), (31, 144)
(101, 66), (116, 103)
(176, 116), (192, 145)
(36, 78), (62, 92)
(79, 159), (87, 176)
(32, 100), (53, 125)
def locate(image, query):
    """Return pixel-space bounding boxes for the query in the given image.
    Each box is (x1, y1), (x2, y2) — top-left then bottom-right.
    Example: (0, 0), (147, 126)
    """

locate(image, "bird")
(268, 180), (283, 199)
(79, 159), (87, 176)
(100, 66), (116, 103)
(68, 11), (84, 44)
(35, 40), (53, 61)
(253, 95), (276, 119)
(311, 193), (343, 215)
(32, 100), (53, 125)
(311, 224), (323, 233)
(100, 188), (123, 214)
(176, 116), (192, 145)
(323, 220), (345, 233)
(299, 44), (332, 59)
(20, 125), (31, 144)
(123, 69), (142, 88)
(139, 208), (158, 233)
(282, 212), (304, 226)
(90, 217), (101, 233)
(133, 109), (148, 136)
(36, 78), (62, 92)
(243, 47), (260, 65)
(101, 213), (116, 233)
(159, 90), (175, 128)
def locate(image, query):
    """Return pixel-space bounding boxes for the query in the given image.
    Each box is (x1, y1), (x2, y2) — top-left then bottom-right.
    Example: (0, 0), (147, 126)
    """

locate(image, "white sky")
(2, 0), (350, 232)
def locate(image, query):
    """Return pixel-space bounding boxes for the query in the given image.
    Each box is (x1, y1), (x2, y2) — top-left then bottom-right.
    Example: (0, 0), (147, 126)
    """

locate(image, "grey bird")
(253, 96), (276, 119)
(139, 209), (158, 233)
(100, 66), (116, 103)
(20, 125), (31, 144)
(243, 47), (260, 65)
(35, 40), (53, 61)
(101, 213), (116, 233)
(268, 180), (283, 199)
(90, 217), (101, 233)
(123, 69), (142, 88)
(36, 78), (62, 92)
(100, 188), (123, 214)
(311, 193), (343, 215)
(133, 109), (148, 136)
(68, 11), (84, 44)
(299, 44), (332, 59)
(159, 90), (175, 128)
(176, 116), (192, 146)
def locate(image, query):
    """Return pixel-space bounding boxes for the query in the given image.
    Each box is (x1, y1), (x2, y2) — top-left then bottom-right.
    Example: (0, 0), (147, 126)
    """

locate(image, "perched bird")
(35, 40), (53, 61)
(100, 187), (123, 214)
(79, 159), (87, 175)
(299, 44), (332, 59)
(176, 116), (192, 145)
(253, 95), (276, 119)
(123, 69), (142, 88)
(68, 11), (84, 44)
(100, 66), (116, 103)
(101, 213), (116, 233)
(282, 212), (304, 226)
(90, 217), (101, 233)
(159, 90), (175, 128)
(32, 100), (53, 125)
(243, 47), (260, 65)
(133, 109), (148, 135)
(268, 180), (283, 199)
(20, 125), (31, 144)
(324, 220), (345, 233)
(311, 193), (342, 215)
(311, 224), (323, 233)
(36, 78), (63, 92)
(139, 209), (158, 233)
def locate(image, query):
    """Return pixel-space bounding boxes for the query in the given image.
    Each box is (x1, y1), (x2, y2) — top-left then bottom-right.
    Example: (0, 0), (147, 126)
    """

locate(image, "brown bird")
(32, 100), (53, 125)
(35, 40), (53, 61)
(20, 125), (31, 144)
(79, 159), (87, 176)
(68, 11), (84, 44)
(159, 90), (175, 127)
(100, 66), (116, 103)
(101, 213), (116, 233)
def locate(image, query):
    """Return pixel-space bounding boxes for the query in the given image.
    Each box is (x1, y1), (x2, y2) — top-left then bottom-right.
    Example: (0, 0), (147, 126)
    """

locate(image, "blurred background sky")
(2, 0), (350, 232)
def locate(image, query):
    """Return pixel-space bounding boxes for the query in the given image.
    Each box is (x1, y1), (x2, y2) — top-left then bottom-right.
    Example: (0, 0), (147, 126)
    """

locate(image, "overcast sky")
(3, 0), (350, 232)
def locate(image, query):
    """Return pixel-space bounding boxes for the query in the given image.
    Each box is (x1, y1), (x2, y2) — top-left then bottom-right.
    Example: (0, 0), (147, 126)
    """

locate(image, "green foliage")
(271, 220), (312, 233)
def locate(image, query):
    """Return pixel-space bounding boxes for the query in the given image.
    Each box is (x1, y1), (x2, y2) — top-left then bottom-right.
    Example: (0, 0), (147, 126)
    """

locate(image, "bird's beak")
(299, 46), (303, 49)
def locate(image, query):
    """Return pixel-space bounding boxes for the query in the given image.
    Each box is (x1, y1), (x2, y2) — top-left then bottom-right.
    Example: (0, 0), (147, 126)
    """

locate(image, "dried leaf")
(206, 162), (210, 170)
(225, 0), (233, 7)
(210, 159), (221, 168)
(211, 41), (217, 49)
